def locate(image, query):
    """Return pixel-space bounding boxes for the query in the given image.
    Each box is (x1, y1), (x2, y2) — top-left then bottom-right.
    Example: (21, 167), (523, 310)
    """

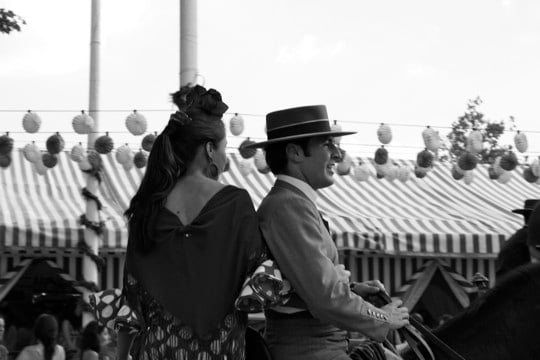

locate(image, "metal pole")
(180, 0), (198, 87)
(82, 0), (101, 327)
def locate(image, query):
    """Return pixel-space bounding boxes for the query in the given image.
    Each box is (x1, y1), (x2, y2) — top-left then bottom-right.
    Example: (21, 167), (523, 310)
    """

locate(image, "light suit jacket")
(257, 180), (392, 341)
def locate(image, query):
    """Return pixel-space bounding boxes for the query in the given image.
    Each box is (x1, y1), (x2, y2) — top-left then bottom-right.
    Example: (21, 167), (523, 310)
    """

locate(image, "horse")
(403, 262), (540, 360)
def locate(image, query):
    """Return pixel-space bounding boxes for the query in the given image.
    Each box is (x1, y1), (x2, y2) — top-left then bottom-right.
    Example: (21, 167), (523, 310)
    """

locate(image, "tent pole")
(82, 0), (101, 327)
(180, 0), (198, 87)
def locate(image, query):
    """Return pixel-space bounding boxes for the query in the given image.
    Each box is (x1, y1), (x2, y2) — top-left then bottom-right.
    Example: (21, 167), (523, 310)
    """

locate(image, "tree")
(0, 8), (26, 34)
(443, 97), (515, 164)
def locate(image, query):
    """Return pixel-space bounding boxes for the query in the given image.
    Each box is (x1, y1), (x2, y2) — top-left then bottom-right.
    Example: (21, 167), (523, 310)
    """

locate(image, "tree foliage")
(0, 8), (26, 34)
(444, 97), (515, 164)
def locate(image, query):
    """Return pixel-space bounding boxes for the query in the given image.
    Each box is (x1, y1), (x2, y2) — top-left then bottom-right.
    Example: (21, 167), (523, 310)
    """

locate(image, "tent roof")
(1, 149), (539, 256)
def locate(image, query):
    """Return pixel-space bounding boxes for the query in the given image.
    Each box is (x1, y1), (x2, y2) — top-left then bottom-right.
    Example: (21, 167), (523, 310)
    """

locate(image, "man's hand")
(350, 280), (386, 297)
(381, 299), (410, 330)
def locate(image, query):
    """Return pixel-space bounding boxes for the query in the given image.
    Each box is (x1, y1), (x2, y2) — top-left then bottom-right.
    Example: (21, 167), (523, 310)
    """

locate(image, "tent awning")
(2, 150), (538, 256)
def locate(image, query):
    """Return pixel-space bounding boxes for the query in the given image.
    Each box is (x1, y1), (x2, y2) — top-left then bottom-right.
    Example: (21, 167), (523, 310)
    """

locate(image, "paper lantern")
(466, 129), (483, 154)
(451, 165), (465, 180)
(239, 138), (257, 159)
(492, 157), (505, 176)
(116, 144), (133, 165)
(78, 157), (92, 171)
(22, 110), (41, 133)
(238, 158), (254, 176)
(141, 132), (157, 152)
(34, 158), (48, 175)
(0, 154), (11, 168)
(457, 152), (477, 171)
(46, 133), (65, 154)
(353, 163), (370, 182)
(253, 149), (269, 173)
(497, 171), (512, 184)
(514, 131), (528, 153)
(133, 151), (147, 168)
(72, 111), (95, 134)
(122, 160), (134, 171)
(331, 120), (343, 144)
(377, 123), (392, 145)
(487, 166), (499, 180)
(125, 110), (147, 136)
(23, 142), (41, 163)
(523, 167), (539, 183)
(0, 133), (14, 155)
(422, 126), (441, 152)
(499, 152), (518, 171)
(374, 146), (388, 165)
(385, 165), (398, 181)
(531, 158), (540, 177)
(87, 150), (103, 171)
(397, 166), (410, 182)
(416, 149), (434, 168)
(229, 113), (245, 136)
(414, 166), (428, 178)
(336, 152), (353, 176)
(94, 132), (114, 154)
(42, 153), (58, 168)
(463, 171), (474, 185)
(70, 143), (85, 162)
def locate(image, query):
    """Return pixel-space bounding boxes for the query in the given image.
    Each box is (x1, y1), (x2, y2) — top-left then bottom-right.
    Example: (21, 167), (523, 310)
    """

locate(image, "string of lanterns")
(1, 110), (539, 186)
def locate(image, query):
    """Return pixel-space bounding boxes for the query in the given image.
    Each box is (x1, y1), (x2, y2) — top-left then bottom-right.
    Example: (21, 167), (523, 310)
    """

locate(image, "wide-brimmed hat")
(242, 105), (356, 149)
(527, 201), (540, 247)
(512, 199), (540, 215)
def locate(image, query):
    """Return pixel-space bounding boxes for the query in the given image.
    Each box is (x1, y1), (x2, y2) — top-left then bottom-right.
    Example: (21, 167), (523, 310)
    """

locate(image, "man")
(495, 199), (539, 284)
(242, 105), (409, 360)
(527, 201), (540, 263)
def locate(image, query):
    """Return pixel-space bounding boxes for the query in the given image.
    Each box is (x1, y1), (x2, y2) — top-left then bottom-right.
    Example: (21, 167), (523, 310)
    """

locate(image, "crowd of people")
(1, 84), (538, 360)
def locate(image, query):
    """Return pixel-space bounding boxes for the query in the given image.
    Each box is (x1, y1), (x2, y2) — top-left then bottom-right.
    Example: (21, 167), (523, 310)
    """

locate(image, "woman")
(78, 321), (110, 360)
(16, 314), (65, 360)
(117, 85), (264, 360)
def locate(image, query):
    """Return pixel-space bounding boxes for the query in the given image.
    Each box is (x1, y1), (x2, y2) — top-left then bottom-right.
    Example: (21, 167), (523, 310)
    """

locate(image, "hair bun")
(169, 111), (192, 126)
(171, 85), (229, 118)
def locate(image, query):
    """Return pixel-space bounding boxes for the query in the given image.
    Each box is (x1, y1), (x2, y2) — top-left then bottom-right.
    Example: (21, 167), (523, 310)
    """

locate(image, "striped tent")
(1, 149), (540, 291)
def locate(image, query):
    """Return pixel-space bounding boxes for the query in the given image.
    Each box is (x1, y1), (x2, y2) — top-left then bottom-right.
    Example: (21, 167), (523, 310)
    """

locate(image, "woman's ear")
(205, 141), (215, 160)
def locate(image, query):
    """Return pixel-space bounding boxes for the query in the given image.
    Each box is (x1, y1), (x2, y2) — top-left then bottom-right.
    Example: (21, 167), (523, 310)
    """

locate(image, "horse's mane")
(430, 262), (540, 359)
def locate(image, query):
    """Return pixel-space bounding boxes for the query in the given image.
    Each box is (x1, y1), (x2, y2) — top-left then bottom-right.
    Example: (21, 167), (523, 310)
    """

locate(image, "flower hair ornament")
(169, 111), (192, 126)
(172, 85), (229, 118)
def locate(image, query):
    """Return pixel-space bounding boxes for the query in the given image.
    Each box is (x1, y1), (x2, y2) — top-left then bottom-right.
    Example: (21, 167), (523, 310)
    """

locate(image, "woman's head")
(125, 85), (229, 251)
(79, 321), (107, 354)
(33, 314), (58, 360)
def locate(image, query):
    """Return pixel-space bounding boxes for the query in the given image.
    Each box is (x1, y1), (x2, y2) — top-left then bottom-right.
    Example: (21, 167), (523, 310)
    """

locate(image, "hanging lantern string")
(82, 187), (103, 211)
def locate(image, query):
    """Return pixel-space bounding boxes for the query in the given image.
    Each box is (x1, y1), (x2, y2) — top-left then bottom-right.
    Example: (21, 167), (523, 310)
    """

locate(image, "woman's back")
(16, 344), (65, 360)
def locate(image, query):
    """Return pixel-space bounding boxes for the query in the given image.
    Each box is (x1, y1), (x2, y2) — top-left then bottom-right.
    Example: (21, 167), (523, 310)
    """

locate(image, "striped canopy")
(1, 149), (539, 257)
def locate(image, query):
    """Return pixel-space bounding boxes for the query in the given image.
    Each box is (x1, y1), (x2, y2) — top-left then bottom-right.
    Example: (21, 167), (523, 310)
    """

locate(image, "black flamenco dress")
(122, 186), (264, 360)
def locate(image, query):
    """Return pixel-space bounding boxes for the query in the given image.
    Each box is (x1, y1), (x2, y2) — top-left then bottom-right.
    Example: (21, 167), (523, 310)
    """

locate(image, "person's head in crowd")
(125, 84), (229, 252)
(512, 199), (540, 225)
(0, 313), (5, 343)
(33, 314), (59, 360)
(527, 202), (540, 263)
(79, 321), (110, 357)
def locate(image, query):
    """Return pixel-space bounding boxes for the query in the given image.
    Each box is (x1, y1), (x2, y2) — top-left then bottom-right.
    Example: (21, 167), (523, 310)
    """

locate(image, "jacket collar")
(275, 175), (318, 206)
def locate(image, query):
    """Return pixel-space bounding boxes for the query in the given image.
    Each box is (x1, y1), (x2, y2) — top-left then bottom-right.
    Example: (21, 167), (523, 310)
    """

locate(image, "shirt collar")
(276, 174), (318, 205)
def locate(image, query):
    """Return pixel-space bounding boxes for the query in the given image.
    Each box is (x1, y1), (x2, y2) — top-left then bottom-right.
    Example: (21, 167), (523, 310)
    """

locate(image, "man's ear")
(285, 143), (303, 163)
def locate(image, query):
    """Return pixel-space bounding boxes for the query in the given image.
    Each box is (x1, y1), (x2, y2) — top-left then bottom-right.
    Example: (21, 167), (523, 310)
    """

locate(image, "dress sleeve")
(260, 197), (392, 341)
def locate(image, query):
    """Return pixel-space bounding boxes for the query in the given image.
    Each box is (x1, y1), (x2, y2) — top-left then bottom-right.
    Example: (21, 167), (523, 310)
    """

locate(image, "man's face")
(299, 136), (341, 190)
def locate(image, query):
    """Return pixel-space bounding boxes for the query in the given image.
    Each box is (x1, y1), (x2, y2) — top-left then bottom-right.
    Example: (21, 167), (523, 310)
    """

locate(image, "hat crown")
(523, 199), (540, 210)
(266, 105), (329, 132)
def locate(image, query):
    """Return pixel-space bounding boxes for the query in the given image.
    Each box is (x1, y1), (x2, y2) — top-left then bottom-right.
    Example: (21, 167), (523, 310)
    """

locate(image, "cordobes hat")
(512, 199), (540, 216)
(242, 105), (356, 149)
(527, 202), (540, 247)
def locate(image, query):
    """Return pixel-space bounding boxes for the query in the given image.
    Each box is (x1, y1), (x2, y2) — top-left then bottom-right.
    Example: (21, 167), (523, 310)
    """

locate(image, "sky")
(2, 0), (540, 159)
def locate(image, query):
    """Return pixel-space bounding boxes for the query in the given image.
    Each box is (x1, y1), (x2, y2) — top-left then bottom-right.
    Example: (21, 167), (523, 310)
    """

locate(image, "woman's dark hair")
(125, 85), (229, 251)
(33, 314), (58, 360)
(265, 137), (311, 175)
(79, 321), (104, 358)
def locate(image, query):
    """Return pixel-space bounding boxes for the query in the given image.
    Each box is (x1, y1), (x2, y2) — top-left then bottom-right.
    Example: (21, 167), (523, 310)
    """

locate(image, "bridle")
(374, 291), (467, 360)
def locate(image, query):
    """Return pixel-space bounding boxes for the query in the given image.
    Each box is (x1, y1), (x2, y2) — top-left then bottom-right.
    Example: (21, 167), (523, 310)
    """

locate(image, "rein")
(375, 291), (467, 360)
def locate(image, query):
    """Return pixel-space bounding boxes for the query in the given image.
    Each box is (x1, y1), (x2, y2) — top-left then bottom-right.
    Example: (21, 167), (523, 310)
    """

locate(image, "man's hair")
(265, 137), (312, 175)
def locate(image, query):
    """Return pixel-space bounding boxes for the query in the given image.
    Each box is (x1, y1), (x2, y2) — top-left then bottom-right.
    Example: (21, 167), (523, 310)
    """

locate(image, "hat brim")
(241, 131), (357, 149)
(512, 209), (533, 215)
